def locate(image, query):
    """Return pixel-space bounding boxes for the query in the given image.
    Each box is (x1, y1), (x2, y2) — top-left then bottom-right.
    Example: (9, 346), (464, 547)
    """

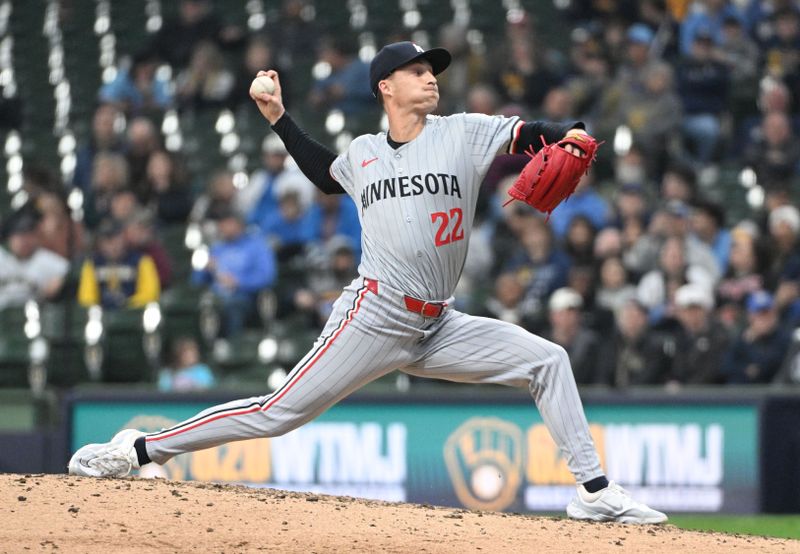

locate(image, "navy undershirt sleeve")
(516, 120), (586, 153)
(270, 112), (344, 194)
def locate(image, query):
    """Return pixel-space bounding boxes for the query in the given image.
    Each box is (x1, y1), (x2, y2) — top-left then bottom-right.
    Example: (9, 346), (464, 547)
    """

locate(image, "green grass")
(668, 515), (800, 540)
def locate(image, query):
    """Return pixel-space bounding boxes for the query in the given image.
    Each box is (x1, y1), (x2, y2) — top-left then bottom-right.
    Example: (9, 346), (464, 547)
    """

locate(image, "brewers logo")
(443, 417), (522, 511)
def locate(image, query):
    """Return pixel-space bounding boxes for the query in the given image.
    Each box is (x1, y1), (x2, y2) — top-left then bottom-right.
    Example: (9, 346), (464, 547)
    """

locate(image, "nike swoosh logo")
(600, 498), (623, 512)
(361, 157), (379, 168)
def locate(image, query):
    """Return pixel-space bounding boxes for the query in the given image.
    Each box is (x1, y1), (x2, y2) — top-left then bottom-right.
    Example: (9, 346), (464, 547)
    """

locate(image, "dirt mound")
(1, 474), (796, 553)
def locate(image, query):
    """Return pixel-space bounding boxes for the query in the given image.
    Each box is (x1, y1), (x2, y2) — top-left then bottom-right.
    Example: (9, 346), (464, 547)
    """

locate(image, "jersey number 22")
(431, 208), (464, 247)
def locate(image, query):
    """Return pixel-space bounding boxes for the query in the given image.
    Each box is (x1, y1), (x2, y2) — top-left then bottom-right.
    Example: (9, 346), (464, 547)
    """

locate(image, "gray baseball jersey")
(331, 113), (522, 300)
(140, 113), (605, 487)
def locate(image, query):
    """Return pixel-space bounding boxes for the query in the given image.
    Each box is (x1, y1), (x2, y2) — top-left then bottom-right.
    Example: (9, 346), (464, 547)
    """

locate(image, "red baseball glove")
(504, 133), (601, 218)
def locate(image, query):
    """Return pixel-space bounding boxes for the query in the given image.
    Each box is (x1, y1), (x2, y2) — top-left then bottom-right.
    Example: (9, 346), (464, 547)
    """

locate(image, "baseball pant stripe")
(146, 283), (371, 443)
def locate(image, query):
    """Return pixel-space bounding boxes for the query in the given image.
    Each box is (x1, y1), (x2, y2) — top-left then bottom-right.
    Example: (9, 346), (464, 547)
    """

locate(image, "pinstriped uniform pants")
(145, 276), (604, 483)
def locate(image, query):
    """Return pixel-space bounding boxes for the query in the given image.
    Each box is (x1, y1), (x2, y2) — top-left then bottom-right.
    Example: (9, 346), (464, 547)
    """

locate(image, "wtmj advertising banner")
(70, 397), (758, 513)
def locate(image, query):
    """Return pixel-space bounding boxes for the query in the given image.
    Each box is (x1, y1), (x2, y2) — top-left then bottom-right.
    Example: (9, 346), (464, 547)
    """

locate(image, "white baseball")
(250, 75), (276, 96)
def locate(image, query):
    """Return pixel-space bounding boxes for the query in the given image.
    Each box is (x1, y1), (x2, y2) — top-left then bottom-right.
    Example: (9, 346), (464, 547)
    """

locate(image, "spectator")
(676, 26), (730, 165)
(264, 0), (319, 69)
(568, 262), (614, 333)
(722, 290), (792, 383)
(545, 287), (605, 385)
(189, 169), (242, 244)
(465, 83), (501, 116)
(539, 87), (576, 123)
(491, 28), (562, 111)
(35, 191), (85, 261)
(308, 36), (374, 118)
(598, 298), (672, 386)
(158, 336), (216, 392)
(124, 209), (173, 290)
(72, 103), (124, 193)
(307, 192), (362, 258)
(636, 235), (715, 324)
(716, 13), (761, 120)
(241, 134), (289, 225)
(175, 41), (236, 113)
(229, 36), (290, 111)
(611, 182), (650, 230)
(143, 150), (193, 225)
(125, 117), (162, 198)
(625, 200), (720, 282)
(109, 189), (142, 224)
(743, 111), (800, 185)
(476, 272), (538, 331)
(689, 198), (731, 273)
(435, 23), (486, 114)
(77, 218), (160, 309)
(548, 169), (612, 239)
(659, 163), (698, 203)
(0, 210), (69, 310)
(616, 61), (683, 176)
(595, 23), (658, 139)
(191, 207), (277, 337)
(594, 227), (625, 260)
(766, 205), (800, 319)
(669, 283), (730, 384)
(761, 8), (800, 99)
(679, 0), (745, 56)
(504, 215), (571, 330)
(86, 152), (130, 229)
(596, 255), (637, 313)
(98, 51), (172, 117)
(147, 0), (243, 71)
(293, 237), (359, 327)
(613, 146), (652, 189)
(563, 215), (598, 266)
(258, 169), (318, 260)
(738, 77), (799, 155)
(715, 223), (769, 332)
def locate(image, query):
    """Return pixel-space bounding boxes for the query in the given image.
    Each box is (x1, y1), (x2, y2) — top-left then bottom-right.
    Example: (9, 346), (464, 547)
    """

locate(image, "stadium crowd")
(2, 0), (800, 389)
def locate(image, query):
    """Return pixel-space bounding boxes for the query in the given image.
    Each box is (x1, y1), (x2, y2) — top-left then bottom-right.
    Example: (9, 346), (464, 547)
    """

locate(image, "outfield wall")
(1, 387), (797, 513)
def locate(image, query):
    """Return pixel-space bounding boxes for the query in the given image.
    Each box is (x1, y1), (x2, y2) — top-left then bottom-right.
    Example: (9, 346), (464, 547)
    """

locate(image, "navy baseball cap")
(369, 41), (451, 97)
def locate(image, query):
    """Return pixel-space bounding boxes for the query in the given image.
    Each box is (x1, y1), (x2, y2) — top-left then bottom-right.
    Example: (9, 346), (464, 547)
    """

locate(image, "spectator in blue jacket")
(192, 206), (277, 337)
(99, 51), (172, 117)
(257, 169), (318, 261)
(722, 290), (792, 383)
(308, 36), (374, 117)
(307, 192), (362, 259)
(242, 134), (288, 226)
(679, 0), (744, 56)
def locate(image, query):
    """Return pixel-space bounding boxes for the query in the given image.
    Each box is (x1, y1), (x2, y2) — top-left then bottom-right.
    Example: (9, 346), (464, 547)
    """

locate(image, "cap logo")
(413, 43), (424, 53)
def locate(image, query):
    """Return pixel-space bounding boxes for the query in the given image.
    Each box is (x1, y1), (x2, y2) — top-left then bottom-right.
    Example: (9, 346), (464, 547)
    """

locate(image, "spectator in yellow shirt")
(78, 218), (160, 309)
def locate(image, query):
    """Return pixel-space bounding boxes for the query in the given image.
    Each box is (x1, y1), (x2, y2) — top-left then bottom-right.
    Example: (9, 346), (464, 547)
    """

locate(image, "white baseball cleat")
(68, 429), (144, 478)
(566, 481), (668, 524)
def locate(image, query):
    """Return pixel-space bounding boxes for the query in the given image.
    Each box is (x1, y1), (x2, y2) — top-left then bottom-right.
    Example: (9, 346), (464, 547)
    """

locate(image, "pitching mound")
(1, 474), (796, 553)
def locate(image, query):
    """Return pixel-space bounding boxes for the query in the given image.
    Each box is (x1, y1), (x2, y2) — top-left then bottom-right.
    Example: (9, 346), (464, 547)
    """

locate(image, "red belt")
(364, 278), (447, 318)
(403, 296), (447, 318)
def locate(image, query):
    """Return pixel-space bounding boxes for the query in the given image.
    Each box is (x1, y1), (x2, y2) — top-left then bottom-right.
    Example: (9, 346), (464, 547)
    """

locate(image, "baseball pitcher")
(70, 41), (666, 524)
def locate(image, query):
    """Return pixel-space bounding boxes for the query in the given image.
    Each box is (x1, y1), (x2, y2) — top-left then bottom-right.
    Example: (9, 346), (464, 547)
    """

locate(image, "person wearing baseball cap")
(670, 283), (729, 384)
(69, 39), (668, 526)
(722, 289), (792, 383)
(368, 41), (452, 99)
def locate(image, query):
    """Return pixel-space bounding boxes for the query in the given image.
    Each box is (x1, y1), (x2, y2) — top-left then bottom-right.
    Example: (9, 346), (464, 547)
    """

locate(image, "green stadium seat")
(0, 336), (31, 388)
